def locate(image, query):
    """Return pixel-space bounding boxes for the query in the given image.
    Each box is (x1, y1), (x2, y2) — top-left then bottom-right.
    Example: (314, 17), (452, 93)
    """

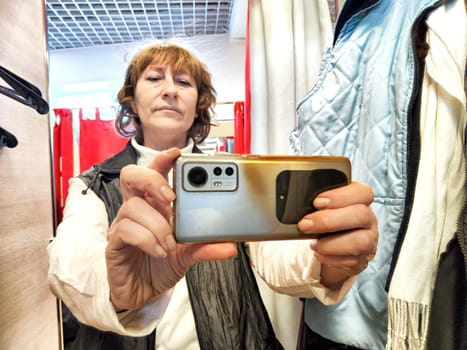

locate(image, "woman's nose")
(162, 77), (178, 97)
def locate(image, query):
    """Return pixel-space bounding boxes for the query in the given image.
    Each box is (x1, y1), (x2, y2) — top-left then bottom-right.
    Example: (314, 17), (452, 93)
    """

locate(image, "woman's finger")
(309, 227), (378, 262)
(180, 242), (238, 265)
(110, 197), (176, 254)
(298, 204), (375, 235)
(313, 181), (374, 209)
(120, 165), (175, 204)
(147, 147), (181, 174)
(313, 253), (370, 273)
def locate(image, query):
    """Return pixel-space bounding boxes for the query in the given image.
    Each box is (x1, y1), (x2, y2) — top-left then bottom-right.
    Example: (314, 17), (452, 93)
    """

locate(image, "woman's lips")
(156, 106), (181, 114)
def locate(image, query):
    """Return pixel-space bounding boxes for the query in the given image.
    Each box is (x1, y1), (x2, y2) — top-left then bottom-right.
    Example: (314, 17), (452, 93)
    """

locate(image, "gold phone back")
(173, 154), (351, 243)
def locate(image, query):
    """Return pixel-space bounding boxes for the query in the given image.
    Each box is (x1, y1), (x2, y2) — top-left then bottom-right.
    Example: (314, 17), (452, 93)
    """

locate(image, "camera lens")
(187, 166), (208, 187)
(225, 166), (234, 176)
(213, 166), (222, 176)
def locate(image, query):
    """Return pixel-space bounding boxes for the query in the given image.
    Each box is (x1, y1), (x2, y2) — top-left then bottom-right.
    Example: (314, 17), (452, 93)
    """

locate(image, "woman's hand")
(297, 181), (378, 289)
(105, 148), (237, 311)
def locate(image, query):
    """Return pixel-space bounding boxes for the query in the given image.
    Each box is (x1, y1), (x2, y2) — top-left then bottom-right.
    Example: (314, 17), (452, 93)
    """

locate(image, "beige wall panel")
(0, 0), (60, 349)
(209, 120), (234, 137)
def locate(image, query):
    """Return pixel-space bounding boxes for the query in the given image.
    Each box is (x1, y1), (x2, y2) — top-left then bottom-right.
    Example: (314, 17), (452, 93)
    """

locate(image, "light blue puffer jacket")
(289, 0), (443, 348)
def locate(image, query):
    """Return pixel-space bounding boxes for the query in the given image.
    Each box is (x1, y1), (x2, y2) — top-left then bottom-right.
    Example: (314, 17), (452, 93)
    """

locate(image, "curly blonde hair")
(115, 43), (217, 144)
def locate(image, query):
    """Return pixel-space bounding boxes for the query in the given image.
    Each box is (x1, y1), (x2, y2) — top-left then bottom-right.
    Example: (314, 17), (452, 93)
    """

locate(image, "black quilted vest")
(62, 141), (283, 350)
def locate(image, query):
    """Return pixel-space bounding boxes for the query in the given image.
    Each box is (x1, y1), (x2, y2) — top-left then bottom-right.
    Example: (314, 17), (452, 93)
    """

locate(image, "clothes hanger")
(0, 65), (49, 115)
(0, 65), (50, 149)
(0, 126), (18, 148)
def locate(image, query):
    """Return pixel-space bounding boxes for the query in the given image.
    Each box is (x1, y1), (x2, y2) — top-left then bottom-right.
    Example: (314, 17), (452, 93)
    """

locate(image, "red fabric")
(333, 0), (339, 21)
(244, 0), (251, 154)
(79, 108), (127, 172)
(234, 101), (245, 154)
(53, 108), (74, 223)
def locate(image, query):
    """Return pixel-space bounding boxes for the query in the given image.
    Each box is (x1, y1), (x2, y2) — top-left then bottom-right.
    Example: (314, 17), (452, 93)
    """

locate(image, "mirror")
(46, 1), (246, 348)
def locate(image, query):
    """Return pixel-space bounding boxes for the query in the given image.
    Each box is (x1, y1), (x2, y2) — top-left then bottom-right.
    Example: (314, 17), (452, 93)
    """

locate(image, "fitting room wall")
(0, 1), (60, 349)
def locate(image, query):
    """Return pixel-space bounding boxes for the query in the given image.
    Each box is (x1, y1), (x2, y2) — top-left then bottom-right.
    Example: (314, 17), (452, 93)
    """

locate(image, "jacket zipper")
(457, 135), (467, 268)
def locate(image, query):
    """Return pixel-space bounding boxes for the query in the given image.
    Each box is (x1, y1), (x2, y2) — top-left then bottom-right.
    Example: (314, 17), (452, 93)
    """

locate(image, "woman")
(48, 42), (378, 350)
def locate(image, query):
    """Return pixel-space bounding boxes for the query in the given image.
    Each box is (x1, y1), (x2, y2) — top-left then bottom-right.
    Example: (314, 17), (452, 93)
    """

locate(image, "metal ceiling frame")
(46, 0), (236, 50)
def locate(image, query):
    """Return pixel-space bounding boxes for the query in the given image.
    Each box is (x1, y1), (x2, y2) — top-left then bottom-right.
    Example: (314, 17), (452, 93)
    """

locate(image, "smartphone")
(173, 153), (351, 243)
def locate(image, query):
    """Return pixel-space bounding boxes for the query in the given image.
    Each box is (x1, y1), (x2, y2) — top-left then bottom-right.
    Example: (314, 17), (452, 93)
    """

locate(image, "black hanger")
(0, 65), (49, 115)
(0, 126), (18, 148)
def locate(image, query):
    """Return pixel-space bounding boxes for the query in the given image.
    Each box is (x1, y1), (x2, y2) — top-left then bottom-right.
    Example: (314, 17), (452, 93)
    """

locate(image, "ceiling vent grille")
(46, 0), (235, 50)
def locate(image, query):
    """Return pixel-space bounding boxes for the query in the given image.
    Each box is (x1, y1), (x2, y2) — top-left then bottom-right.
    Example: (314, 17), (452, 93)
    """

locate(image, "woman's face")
(133, 62), (199, 150)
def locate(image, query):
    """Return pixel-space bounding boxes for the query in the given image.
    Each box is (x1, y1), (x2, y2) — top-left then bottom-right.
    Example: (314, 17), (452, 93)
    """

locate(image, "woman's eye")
(178, 80), (191, 86)
(147, 75), (162, 82)
(177, 76), (195, 86)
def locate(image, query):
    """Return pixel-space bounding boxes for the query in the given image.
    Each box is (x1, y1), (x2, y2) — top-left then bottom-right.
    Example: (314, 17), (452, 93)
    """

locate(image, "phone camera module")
(225, 166), (234, 176)
(187, 166), (208, 187)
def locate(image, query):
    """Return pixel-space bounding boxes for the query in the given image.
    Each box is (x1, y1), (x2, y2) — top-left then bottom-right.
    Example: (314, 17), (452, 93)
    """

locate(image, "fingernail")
(166, 147), (181, 155)
(309, 239), (318, 250)
(160, 185), (175, 201)
(166, 235), (177, 251)
(298, 218), (313, 232)
(314, 197), (330, 208)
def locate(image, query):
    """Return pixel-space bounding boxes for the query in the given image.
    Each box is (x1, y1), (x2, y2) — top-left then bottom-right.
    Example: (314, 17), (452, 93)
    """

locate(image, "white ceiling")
(46, 0), (245, 51)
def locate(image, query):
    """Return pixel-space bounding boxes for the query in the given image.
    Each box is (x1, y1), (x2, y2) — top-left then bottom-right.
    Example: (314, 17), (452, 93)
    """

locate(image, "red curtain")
(78, 108), (128, 172)
(53, 108), (74, 223)
(52, 107), (128, 222)
(244, 0), (251, 154)
(234, 101), (245, 154)
(233, 0), (251, 155)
